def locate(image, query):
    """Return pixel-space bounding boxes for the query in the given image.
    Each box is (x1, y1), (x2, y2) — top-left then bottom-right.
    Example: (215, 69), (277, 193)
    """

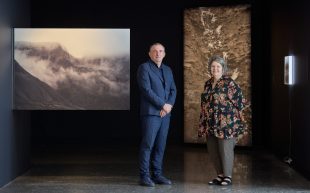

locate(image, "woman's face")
(210, 61), (223, 79)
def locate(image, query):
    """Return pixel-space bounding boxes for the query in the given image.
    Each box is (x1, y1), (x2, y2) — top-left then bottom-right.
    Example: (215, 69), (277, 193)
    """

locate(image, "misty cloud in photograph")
(13, 29), (130, 110)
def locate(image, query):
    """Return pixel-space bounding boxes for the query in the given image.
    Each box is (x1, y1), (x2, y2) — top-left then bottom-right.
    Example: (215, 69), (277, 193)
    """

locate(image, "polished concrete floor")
(0, 145), (310, 193)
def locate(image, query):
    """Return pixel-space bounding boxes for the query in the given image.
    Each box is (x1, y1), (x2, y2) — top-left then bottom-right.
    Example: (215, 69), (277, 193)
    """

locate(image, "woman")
(198, 55), (246, 186)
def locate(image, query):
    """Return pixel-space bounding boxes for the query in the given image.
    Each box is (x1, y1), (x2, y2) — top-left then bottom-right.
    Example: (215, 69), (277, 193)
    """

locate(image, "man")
(137, 43), (177, 187)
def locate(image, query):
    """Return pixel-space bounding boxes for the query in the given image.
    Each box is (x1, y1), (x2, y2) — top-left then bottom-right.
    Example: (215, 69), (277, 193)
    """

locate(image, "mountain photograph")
(13, 29), (130, 110)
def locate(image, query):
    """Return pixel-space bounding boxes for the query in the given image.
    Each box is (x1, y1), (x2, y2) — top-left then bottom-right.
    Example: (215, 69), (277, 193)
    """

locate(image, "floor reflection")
(0, 146), (309, 193)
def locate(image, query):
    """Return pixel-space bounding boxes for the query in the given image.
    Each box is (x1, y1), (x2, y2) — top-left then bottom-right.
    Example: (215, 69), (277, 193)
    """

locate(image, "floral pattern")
(198, 75), (246, 139)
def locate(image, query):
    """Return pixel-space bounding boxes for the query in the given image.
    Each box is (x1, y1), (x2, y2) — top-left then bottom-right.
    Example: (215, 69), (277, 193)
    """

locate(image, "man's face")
(149, 44), (165, 64)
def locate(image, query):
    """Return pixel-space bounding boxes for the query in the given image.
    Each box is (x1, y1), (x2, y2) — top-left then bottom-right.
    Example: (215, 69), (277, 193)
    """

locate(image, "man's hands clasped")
(160, 104), (173, 118)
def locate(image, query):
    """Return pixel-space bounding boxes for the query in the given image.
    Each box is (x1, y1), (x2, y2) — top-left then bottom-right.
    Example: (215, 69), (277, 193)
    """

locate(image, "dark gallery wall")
(0, 0), (31, 187)
(29, 0), (271, 149)
(3, 0), (310, 187)
(29, 0), (185, 147)
(271, 0), (310, 179)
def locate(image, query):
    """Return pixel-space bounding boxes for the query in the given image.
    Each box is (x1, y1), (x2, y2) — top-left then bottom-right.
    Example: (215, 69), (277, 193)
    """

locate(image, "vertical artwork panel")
(184, 5), (252, 146)
(14, 28), (130, 110)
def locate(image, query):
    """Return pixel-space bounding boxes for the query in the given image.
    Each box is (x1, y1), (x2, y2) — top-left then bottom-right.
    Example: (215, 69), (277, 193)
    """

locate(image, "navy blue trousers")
(139, 115), (170, 178)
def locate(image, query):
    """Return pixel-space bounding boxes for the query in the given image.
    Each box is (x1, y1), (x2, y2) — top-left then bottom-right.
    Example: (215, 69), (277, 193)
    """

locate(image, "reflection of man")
(137, 43), (177, 187)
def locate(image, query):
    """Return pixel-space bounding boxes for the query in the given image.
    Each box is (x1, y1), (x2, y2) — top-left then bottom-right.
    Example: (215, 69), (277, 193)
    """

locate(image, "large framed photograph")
(13, 28), (130, 110)
(184, 5), (252, 146)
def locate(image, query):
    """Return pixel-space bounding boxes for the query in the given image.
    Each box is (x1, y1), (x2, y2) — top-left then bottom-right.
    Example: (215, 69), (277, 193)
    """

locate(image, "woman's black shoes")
(208, 175), (224, 185)
(208, 175), (232, 186)
(220, 176), (232, 186)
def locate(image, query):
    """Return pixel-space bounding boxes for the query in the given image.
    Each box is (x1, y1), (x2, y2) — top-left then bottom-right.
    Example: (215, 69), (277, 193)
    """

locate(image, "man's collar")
(149, 59), (162, 68)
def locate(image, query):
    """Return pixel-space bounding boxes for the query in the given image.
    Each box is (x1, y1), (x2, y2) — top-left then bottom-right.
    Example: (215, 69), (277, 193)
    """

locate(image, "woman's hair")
(208, 55), (228, 75)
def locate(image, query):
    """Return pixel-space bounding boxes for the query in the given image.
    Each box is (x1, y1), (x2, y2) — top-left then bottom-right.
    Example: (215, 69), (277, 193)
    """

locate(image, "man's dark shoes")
(152, 175), (172, 185)
(140, 176), (155, 187)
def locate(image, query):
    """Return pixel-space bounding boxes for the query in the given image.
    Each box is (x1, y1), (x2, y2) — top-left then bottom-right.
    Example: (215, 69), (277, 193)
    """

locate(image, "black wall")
(0, 0), (31, 187)
(3, 0), (310, 186)
(271, 0), (310, 179)
(2, 0), (310, 186)
(29, 0), (271, 149)
(29, 0), (185, 147)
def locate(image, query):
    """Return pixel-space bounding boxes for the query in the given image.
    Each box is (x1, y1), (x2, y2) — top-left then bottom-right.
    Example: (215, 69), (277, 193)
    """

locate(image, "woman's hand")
(198, 126), (207, 137)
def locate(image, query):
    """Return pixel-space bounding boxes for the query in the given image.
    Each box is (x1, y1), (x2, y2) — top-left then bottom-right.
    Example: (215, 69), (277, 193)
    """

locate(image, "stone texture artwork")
(184, 5), (252, 146)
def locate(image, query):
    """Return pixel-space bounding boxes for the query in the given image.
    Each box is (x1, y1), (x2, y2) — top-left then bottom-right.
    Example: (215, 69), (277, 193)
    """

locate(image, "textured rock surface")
(184, 5), (252, 146)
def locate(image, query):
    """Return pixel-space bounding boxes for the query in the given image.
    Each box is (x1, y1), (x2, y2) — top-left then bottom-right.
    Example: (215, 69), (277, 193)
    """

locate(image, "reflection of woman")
(198, 55), (246, 186)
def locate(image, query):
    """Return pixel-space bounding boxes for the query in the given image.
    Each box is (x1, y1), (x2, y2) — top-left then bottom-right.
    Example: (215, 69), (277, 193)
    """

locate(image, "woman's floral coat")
(198, 75), (246, 139)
